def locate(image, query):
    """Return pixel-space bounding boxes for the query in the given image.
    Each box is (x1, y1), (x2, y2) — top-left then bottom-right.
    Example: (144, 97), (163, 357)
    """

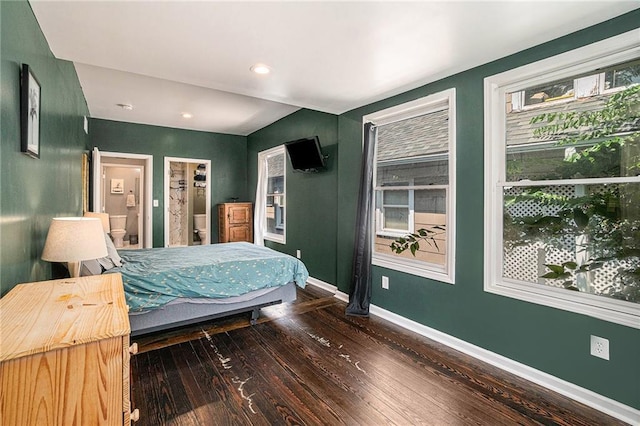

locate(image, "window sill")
(264, 234), (285, 244)
(373, 253), (454, 284)
(485, 279), (640, 329)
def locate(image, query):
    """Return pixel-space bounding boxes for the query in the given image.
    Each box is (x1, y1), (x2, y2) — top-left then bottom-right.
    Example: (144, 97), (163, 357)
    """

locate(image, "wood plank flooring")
(131, 285), (626, 425)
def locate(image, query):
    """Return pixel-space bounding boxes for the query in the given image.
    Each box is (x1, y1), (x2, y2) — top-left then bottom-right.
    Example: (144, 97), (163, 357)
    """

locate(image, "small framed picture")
(21, 64), (41, 159)
(111, 178), (124, 194)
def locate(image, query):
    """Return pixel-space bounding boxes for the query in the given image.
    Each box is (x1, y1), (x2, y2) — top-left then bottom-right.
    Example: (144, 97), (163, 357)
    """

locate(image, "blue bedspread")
(109, 242), (308, 312)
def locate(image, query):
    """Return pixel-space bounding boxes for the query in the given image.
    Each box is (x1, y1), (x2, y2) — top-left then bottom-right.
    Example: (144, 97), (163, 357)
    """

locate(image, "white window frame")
(366, 88), (456, 284)
(484, 29), (640, 329)
(376, 181), (414, 237)
(260, 145), (286, 244)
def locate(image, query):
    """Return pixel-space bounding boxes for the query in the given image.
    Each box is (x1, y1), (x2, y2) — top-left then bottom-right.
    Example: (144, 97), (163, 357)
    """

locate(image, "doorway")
(92, 148), (153, 248)
(164, 157), (211, 247)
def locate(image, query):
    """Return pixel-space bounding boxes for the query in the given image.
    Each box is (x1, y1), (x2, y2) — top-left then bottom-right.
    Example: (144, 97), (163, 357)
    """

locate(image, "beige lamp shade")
(42, 218), (108, 277)
(83, 211), (110, 233)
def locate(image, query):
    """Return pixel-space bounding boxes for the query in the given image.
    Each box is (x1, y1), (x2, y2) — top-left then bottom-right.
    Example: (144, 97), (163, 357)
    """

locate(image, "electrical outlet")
(382, 276), (389, 290)
(590, 335), (609, 360)
(296, 250), (301, 259)
(153, 199), (159, 207)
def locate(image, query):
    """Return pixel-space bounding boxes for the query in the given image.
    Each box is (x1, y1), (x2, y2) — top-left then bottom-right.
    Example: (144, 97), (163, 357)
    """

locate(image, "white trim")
(335, 290), (349, 303)
(164, 156), (211, 248)
(259, 145), (286, 244)
(304, 279), (639, 424)
(365, 88), (456, 285)
(373, 254), (453, 284)
(501, 176), (640, 187)
(306, 276), (337, 294)
(484, 29), (640, 328)
(368, 304), (640, 425)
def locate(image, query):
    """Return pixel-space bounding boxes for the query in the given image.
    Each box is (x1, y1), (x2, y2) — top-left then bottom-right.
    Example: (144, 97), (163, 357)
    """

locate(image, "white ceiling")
(30, 1), (638, 136)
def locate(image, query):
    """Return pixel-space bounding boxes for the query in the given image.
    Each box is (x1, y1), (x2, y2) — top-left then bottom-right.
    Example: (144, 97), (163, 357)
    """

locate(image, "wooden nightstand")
(218, 202), (253, 243)
(0, 273), (138, 425)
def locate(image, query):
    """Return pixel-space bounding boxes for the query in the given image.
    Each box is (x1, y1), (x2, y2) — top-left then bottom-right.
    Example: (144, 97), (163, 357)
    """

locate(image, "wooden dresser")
(218, 202), (253, 243)
(0, 273), (138, 425)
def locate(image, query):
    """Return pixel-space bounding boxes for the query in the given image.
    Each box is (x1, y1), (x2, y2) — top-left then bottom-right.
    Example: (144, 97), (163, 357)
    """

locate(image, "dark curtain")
(346, 122), (376, 316)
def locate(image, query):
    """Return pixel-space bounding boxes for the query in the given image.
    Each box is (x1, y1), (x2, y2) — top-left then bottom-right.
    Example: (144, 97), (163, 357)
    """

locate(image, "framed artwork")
(111, 178), (124, 194)
(20, 64), (41, 158)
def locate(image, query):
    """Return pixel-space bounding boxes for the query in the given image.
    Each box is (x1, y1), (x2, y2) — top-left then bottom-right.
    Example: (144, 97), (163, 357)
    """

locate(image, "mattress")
(108, 242), (308, 313)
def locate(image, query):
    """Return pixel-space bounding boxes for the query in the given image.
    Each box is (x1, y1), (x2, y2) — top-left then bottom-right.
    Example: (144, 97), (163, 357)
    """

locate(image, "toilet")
(193, 214), (208, 245)
(109, 215), (127, 248)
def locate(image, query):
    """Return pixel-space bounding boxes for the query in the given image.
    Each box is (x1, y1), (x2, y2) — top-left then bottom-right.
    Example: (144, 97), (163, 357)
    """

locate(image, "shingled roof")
(377, 109), (449, 162)
(268, 152), (285, 177)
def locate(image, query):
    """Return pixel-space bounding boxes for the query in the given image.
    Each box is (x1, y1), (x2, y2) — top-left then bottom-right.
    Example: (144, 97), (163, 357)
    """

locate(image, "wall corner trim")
(305, 278), (638, 423)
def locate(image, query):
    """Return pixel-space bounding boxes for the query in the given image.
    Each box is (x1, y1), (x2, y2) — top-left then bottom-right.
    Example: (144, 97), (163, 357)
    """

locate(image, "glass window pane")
(376, 109), (449, 187)
(263, 149), (285, 239)
(604, 62), (640, 90)
(503, 183), (640, 304)
(523, 78), (574, 105)
(374, 189), (447, 266)
(415, 188), (446, 214)
(506, 139), (640, 181)
(267, 154), (284, 178)
(383, 190), (408, 206)
(384, 207), (409, 230)
(506, 59), (640, 182)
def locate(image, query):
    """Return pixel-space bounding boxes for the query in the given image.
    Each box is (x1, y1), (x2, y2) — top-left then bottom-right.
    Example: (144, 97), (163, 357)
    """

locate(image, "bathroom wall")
(168, 161), (188, 246)
(104, 166), (140, 241)
(188, 163), (207, 245)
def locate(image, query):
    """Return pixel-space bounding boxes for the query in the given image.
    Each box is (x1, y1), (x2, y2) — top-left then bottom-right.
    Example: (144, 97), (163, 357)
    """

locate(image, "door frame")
(164, 156), (211, 247)
(101, 162), (145, 248)
(93, 148), (153, 248)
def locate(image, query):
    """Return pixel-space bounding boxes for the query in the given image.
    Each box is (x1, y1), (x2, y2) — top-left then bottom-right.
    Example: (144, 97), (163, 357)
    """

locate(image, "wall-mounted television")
(285, 136), (326, 173)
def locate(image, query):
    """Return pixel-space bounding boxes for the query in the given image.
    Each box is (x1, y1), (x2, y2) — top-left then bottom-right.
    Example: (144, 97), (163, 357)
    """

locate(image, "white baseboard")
(305, 278), (639, 425)
(306, 276), (337, 294)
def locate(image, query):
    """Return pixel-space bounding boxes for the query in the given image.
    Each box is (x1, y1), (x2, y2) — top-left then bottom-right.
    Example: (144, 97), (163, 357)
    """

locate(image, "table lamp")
(83, 211), (111, 233)
(42, 217), (108, 278)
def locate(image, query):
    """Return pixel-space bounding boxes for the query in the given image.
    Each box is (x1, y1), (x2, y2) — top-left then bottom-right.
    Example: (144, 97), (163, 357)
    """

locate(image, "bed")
(95, 241), (308, 336)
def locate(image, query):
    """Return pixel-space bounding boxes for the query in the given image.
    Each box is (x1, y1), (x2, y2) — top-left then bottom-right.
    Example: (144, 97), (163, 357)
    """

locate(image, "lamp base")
(67, 261), (81, 278)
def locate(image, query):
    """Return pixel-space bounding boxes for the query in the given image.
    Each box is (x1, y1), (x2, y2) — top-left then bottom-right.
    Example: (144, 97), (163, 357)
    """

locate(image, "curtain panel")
(346, 122), (376, 316)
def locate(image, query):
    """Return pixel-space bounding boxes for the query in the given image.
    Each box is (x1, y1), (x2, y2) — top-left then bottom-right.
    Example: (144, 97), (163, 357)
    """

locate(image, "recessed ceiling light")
(116, 103), (133, 111)
(181, 112), (193, 119)
(250, 63), (271, 75)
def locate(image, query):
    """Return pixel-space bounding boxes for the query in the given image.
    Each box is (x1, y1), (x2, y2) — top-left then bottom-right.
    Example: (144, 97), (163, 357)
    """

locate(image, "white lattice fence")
(503, 184), (620, 294)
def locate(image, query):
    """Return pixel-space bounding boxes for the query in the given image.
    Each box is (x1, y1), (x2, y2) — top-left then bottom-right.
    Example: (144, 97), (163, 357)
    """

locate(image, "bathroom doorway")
(92, 148), (153, 248)
(164, 157), (211, 247)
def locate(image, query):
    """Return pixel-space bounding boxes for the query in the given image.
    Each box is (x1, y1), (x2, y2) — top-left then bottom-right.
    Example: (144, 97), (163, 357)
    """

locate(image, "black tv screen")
(285, 136), (326, 172)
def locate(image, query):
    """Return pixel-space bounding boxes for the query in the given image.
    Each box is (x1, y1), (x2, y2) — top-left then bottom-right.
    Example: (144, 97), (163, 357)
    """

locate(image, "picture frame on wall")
(20, 64), (41, 159)
(111, 178), (124, 194)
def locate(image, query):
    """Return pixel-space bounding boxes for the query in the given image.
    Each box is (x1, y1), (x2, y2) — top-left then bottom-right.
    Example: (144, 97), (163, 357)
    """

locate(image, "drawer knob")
(129, 342), (139, 355)
(131, 408), (140, 422)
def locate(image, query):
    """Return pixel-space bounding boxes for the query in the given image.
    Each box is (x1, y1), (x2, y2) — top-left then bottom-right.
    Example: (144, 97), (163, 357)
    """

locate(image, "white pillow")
(80, 259), (103, 276)
(104, 233), (123, 267)
(78, 234), (123, 275)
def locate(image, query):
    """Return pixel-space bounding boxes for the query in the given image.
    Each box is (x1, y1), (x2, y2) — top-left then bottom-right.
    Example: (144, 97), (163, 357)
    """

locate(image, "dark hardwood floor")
(131, 285), (625, 425)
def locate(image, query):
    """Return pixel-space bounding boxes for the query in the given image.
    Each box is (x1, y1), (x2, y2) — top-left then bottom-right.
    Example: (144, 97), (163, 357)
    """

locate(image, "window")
(366, 88), (456, 283)
(259, 146), (286, 243)
(484, 30), (640, 328)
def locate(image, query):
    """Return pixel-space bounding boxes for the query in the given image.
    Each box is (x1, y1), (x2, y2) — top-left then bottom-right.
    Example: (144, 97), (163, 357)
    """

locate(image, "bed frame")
(129, 281), (297, 336)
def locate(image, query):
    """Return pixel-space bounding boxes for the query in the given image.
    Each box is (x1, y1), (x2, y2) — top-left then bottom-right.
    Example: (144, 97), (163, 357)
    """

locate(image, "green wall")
(247, 109), (338, 285)
(336, 10), (640, 409)
(89, 119), (248, 247)
(253, 10), (640, 410)
(0, 1), (89, 295)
